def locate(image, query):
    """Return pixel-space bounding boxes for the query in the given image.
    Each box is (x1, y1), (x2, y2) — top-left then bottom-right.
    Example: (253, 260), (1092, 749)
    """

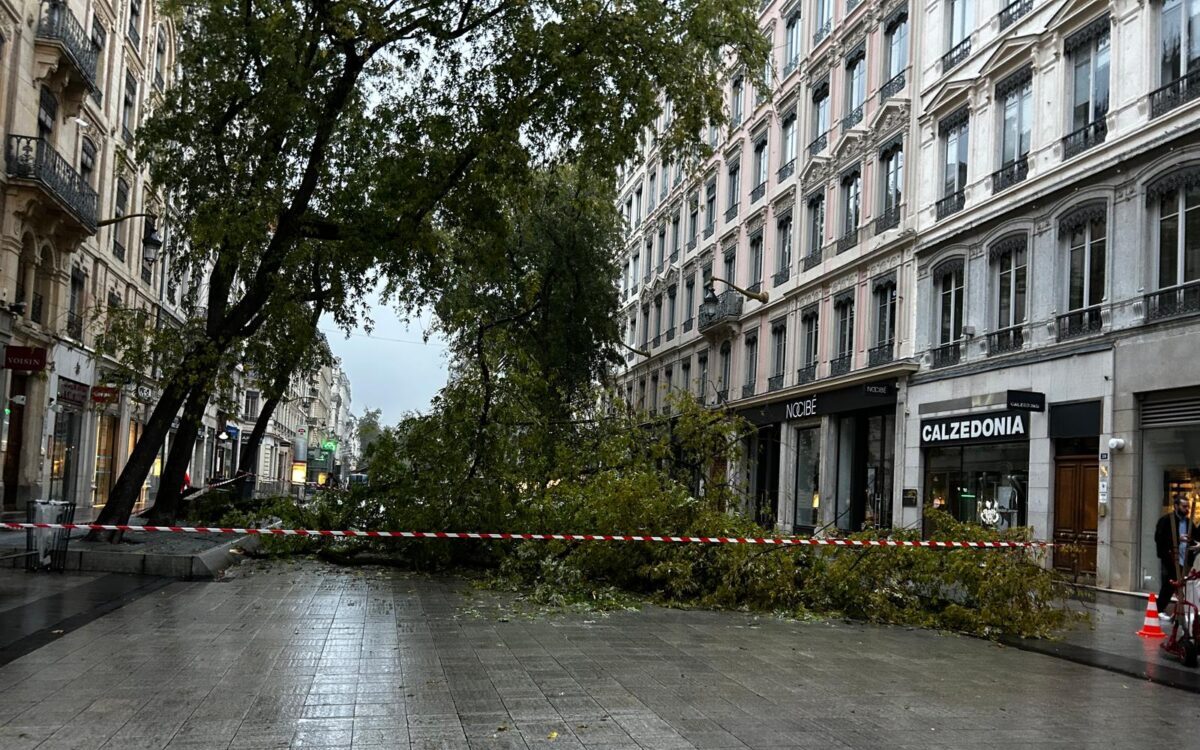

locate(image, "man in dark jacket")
(1155, 495), (1200, 615)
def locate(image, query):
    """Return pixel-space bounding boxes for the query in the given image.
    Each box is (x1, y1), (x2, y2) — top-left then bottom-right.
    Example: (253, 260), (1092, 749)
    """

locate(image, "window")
(68, 269), (85, 340)
(129, 0), (142, 44)
(681, 361), (691, 394)
(634, 187), (643, 223)
(644, 238), (653, 278)
(641, 306), (650, 346)
(811, 83), (830, 146)
(785, 14), (802, 70)
(749, 233), (763, 288)
(704, 179), (717, 232)
(123, 72), (137, 139)
(815, 0), (832, 41)
(808, 191), (826, 257)
(654, 296), (663, 338)
(685, 278), (696, 323)
(731, 77), (744, 125)
(80, 139), (97, 187)
(1156, 184), (1200, 289)
(155, 31), (167, 88)
(781, 113), (797, 171)
(879, 142), (903, 228)
(997, 71), (1032, 189)
(38, 88), (57, 137)
(698, 352), (709, 397)
(723, 247), (736, 284)
(771, 323), (787, 378)
(874, 279), (897, 347)
(744, 333), (758, 393)
(648, 172), (657, 211)
(670, 212), (681, 259)
(845, 51), (866, 124)
(91, 17), (107, 81)
(885, 13), (909, 82)
(1159, 0), (1200, 87)
(657, 226), (666, 268)
(688, 195), (699, 243)
(727, 162), (740, 211)
(719, 342), (732, 389)
(996, 245), (1028, 330)
(667, 287), (677, 331)
(801, 307), (820, 366)
(753, 136), (768, 191)
(650, 374), (659, 412)
(940, 111), (969, 213)
(758, 42), (772, 105)
(840, 170), (861, 243)
(938, 263), (965, 344)
(245, 391), (261, 418)
(631, 253), (639, 287)
(1067, 21), (1110, 151)
(776, 214), (793, 274)
(948, 0), (972, 48)
(1068, 216), (1107, 310)
(113, 179), (129, 261)
(834, 296), (855, 359)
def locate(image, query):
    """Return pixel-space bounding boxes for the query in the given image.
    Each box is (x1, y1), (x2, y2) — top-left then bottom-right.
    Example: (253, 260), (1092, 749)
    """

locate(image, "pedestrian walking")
(1155, 495), (1200, 617)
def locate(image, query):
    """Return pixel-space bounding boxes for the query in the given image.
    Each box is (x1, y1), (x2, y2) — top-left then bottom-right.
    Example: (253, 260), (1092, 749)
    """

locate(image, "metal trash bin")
(26, 500), (76, 572)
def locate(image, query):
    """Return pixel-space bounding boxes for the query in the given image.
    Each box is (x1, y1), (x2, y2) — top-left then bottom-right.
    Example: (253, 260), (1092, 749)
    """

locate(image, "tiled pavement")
(0, 559), (1197, 750)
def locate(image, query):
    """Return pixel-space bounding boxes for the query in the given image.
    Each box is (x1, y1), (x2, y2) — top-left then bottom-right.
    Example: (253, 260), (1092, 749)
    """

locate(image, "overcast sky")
(319, 289), (449, 427)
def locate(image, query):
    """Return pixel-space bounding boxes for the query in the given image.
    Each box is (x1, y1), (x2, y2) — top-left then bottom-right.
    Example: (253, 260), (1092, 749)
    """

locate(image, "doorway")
(1052, 439), (1099, 580)
(3, 374), (27, 509)
(752, 424), (780, 528)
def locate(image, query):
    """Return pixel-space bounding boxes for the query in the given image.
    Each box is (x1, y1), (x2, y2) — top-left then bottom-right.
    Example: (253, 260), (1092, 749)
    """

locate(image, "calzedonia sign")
(919, 409), (1030, 447)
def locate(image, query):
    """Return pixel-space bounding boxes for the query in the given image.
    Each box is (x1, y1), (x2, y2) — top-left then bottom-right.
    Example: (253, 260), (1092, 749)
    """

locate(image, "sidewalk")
(1004, 598), (1200, 693)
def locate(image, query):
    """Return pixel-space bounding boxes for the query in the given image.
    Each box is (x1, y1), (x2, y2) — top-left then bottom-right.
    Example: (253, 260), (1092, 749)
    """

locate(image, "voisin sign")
(919, 410), (1030, 447)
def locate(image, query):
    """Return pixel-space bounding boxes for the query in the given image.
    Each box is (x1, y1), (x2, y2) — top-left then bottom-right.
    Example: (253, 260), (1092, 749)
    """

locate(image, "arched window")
(931, 258), (965, 368)
(1057, 202), (1107, 338)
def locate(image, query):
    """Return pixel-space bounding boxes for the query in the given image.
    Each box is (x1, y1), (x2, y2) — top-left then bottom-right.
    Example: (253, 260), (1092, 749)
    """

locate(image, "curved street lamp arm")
(708, 275), (769, 304)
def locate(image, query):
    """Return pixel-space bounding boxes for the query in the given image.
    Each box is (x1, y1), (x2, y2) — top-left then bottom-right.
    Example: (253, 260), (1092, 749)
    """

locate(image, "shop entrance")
(2, 373), (27, 509)
(1052, 453), (1099, 579)
(834, 410), (895, 532)
(751, 424), (780, 528)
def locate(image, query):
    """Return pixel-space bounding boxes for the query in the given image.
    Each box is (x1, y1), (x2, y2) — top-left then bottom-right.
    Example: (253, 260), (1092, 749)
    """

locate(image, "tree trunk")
(146, 379), (213, 525)
(236, 392), (281, 500)
(90, 375), (194, 533)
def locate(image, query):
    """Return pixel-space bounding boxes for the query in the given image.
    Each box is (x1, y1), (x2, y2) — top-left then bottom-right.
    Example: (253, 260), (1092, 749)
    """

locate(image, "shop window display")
(793, 426), (820, 531)
(925, 443), (1028, 530)
(1139, 425), (1200, 590)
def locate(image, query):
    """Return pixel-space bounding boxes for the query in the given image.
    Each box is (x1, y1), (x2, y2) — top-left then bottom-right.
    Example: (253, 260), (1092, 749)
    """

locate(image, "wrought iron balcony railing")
(803, 248), (823, 271)
(703, 221), (715, 239)
(652, 334), (661, 348)
(773, 267), (790, 286)
(682, 317), (694, 332)
(30, 292), (44, 325)
(879, 70), (906, 102)
(797, 363), (817, 384)
(1062, 119), (1107, 159)
(666, 326), (676, 341)
(670, 249), (679, 262)
(847, 0), (863, 11)
(747, 281), (762, 294)
(777, 158), (796, 182)
(154, 70), (165, 91)
(829, 353), (852, 377)
(783, 58), (799, 77)
(875, 204), (901, 233)
(698, 290), (744, 332)
(37, 1), (100, 92)
(998, 0), (1033, 30)
(724, 203), (739, 222)
(1145, 280), (1200, 322)
(768, 374), (784, 392)
(5, 135), (98, 231)
(141, 262), (152, 284)
(808, 131), (828, 156)
(991, 156), (1029, 193)
(868, 341), (894, 367)
(1056, 306), (1103, 341)
(987, 324), (1025, 356)
(813, 19), (831, 46)
(1151, 69), (1200, 118)
(750, 181), (767, 204)
(936, 190), (965, 221)
(687, 237), (697, 252)
(931, 341), (961, 369)
(742, 383), (756, 399)
(942, 38), (971, 73)
(841, 104), (864, 132)
(836, 228), (859, 254)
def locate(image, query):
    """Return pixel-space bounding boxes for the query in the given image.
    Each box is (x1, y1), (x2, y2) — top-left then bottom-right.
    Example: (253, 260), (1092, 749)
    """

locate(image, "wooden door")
(1053, 457), (1099, 579)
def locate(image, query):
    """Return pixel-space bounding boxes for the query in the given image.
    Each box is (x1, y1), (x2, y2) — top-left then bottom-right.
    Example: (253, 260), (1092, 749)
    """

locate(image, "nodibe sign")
(920, 410), (1030, 447)
(784, 396), (819, 420)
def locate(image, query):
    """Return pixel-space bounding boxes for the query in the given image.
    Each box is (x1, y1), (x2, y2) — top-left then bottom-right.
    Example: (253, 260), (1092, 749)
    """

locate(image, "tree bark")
(146, 379), (213, 525)
(236, 392), (281, 500)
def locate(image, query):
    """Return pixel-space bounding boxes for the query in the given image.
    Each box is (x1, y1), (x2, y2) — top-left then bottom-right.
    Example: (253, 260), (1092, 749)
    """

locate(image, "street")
(0, 559), (1194, 750)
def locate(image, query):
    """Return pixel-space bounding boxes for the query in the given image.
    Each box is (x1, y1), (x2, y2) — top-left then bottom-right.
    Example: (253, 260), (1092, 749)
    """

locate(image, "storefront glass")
(1139, 425), (1200, 591)
(925, 443), (1029, 530)
(128, 420), (149, 509)
(93, 414), (118, 506)
(47, 409), (81, 504)
(792, 426), (820, 532)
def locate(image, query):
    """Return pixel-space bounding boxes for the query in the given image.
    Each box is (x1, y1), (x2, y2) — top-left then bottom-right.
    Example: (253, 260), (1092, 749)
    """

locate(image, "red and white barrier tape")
(0, 523), (1052, 548)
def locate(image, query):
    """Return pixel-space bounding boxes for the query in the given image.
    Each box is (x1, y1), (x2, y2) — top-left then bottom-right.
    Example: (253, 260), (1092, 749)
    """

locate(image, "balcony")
(742, 383), (756, 399)
(6, 135), (99, 233)
(666, 326), (676, 341)
(631, 282), (639, 294)
(879, 70), (906, 102)
(942, 38), (971, 73)
(768, 374), (784, 392)
(931, 341), (961, 369)
(687, 237), (697, 252)
(1056, 306), (1103, 341)
(841, 104), (864, 132)
(998, 0), (1033, 29)
(808, 132), (828, 156)
(875, 205), (901, 233)
(1151, 69), (1200, 118)
(1145, 280), (1200, 322)
(670, 248), (679, 262)
(803, 248), (823, 271)
(847, 0), (863, 11)
(750, 181), (767, 204)
(698, 289), (744, 334)
(35, 2), (101, 105)
(829, 353), (852, 377)
(987, 325), (1025, 356)
(1062, 119), (1107, 159)
(777, 158), (796, 182)
(936, 190), (965, 221)
(703, 222), (715, 239)
(66, 310), (83, 341)
(773, 267), (790, 286)
(652, 334), (661, 348)
(813, 19), (831, 46)
(682, 317), (694, 332)
(783, 58), (798, 77)
(797, 363), (817, 384)
(868, 341), (894, 367)
(991, 156), (1029, 193)
(836, 228), (859, 254)
(655, 261), (664, 275)
(724, 203), (739, 222)
(141, 262), (152, 284)
(716, 388), (729, 403)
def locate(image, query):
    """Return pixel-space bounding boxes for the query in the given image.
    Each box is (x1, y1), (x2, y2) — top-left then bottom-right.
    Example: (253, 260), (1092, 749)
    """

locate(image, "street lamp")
(708, 276), (769, 304)
(95, 212), (164, 263)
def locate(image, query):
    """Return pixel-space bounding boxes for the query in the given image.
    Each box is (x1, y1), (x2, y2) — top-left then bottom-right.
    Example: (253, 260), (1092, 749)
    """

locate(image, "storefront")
(921, 410), (1030, 532)
(739, 379), (899, 534)
(1137, 389), (1200, 591)
(47, 377), (88, 505)
(90, 385), (120, 507)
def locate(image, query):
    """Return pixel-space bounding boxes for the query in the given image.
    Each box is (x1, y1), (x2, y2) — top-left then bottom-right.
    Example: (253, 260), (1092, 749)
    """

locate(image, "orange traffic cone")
(1136, 593), (1167, 638)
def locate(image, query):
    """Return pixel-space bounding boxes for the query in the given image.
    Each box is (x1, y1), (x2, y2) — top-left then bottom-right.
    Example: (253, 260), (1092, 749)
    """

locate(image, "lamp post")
(95, 212), (164, 263)
(707, 276), (769, 304)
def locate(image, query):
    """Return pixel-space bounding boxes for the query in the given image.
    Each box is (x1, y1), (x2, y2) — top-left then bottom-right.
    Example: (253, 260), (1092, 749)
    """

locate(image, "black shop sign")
(919, 410), (1030, 447)
(740, 381), (896, 426)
